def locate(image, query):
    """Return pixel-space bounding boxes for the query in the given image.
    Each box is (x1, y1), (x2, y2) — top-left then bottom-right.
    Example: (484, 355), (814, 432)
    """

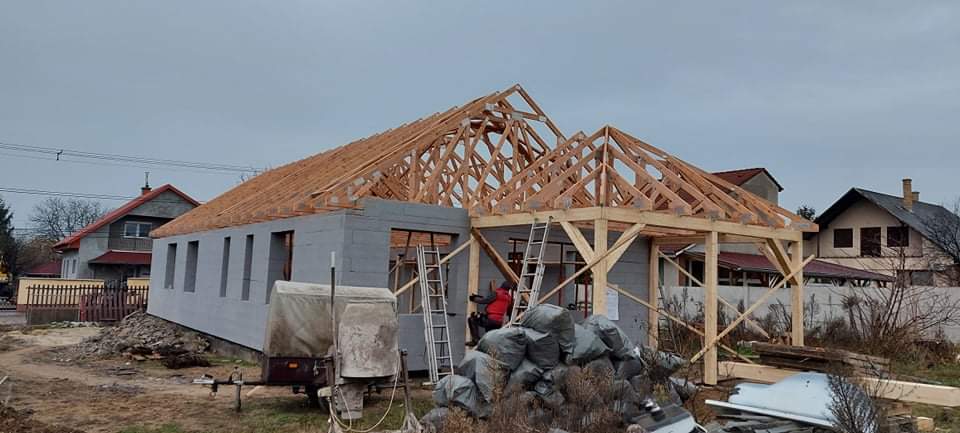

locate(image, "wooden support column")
(593, 218), (609, 316)
(791, 240), (805, 346)
(648, 242), (660, 350)
(704, 231), (719, 385)
(467, 235), (480, 316)
(467, 234), (481, 341)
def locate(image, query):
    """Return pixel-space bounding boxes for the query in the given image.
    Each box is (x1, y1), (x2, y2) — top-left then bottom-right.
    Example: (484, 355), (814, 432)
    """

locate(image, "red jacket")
(485, 287), (513, 324)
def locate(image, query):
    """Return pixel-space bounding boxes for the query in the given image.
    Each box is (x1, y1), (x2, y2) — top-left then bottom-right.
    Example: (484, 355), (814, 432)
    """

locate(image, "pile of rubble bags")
(75, 311), (210, 368)
(421, 304), (704, 433)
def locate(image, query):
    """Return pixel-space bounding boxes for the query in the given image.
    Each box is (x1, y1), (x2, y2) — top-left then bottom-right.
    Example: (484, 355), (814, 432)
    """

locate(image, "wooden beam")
(719, 361), (960, 407)
(395, 237), (474, 296)
(469, 227), (519, 284)
(559, 221), (595, 262)
(593, 218), (609, 316)
(648, 242), (660, 350)
(467, 235), (480, 316)
(602, 207), (803, 241)
(605, 223), (645, 272)
(658, 251), (769, 339)
(537, 228), (643, 303)
(704, 231), (719, 385)
(471, 207), (602, 228)
(791, 240), (805, 346)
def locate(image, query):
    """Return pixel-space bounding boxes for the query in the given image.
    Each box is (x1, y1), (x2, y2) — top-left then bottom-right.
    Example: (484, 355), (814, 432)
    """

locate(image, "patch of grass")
(117, 392), (433, 433)
(206, 355), (259, 368)
(893, 358), (960, 388)
(118, 424), (189, 433)
(911, 404), (960, 432)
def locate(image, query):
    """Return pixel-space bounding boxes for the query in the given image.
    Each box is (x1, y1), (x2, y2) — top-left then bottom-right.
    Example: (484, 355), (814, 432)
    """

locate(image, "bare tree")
(28, 198), (106, 241)
(920, 198), (960, 285)
(828, 373), (882, 433)
(840, 244), (960, 355)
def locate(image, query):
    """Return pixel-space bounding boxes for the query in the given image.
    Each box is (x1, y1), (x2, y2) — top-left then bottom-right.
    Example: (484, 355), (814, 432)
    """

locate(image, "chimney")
(912, 191), (920, 203)
(141, 172), (152, 195)
(902, 178), (913, 211)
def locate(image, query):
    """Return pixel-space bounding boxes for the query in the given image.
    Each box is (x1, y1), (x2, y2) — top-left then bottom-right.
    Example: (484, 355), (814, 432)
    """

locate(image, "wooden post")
(648, 242), (660, 349)
(791, 240), (805, 346)
(466, 234), (481, 342)
(592, 218), (609, 316)
(704, 231), (719, 385)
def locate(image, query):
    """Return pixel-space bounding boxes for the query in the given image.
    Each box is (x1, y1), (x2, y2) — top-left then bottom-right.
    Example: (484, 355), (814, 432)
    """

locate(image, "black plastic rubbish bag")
(568, 323), (611, 365)
(433, 374), (489, 418)
(523, 327), (561, 369)
(507, 358), (544, 390)
(520, 304), (576, 355)
(583, 314), (634, 360)
(476, 326), (527, 370)
(457, 350), (507, 402)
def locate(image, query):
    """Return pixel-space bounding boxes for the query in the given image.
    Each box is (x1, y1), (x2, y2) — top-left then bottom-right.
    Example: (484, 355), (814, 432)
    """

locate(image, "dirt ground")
(0, 326), (434, 433)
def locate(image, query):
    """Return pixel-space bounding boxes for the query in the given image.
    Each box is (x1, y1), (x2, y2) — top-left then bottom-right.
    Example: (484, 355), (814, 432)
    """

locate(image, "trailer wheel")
(305, 385), (326, 411)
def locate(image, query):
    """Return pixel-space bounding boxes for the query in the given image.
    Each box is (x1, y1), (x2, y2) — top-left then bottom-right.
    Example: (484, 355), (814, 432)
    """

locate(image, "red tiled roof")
(88, 250), (152, 266)
(53, 184), (199, 251)
(712, 168), (783, 192)
(683, 251), (894, 282)
(25, 260), (62, 277)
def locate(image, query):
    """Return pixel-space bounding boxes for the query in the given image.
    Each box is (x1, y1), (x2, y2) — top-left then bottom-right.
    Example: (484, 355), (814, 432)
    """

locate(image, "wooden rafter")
(154, 84), (818, 238)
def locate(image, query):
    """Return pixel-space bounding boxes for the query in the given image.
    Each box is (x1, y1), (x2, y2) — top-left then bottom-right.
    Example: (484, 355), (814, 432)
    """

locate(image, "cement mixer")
(195, 280), (412, 424)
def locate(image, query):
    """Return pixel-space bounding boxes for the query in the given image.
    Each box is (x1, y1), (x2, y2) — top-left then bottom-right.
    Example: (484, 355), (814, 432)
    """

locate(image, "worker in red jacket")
(466, 281), (515, 346)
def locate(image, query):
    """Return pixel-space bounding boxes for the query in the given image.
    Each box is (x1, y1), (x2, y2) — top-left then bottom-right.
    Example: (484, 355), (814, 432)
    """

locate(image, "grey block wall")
(148, 197), (652, 371)
(148, 198), (470, 370)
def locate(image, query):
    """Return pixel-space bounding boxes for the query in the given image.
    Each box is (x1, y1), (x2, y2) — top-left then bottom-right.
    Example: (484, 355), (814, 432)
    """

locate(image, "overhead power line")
(0, 140), (264, 174)
(0, 186), (204, 203)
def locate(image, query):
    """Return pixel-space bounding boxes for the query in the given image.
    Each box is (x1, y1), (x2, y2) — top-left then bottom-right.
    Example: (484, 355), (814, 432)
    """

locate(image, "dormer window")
(123, 222), (153, 238)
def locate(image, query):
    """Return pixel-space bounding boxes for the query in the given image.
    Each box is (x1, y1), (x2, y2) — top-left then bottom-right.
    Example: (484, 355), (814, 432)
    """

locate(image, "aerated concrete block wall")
(148, 197), (651, 371)
(148, 198), (470, 371)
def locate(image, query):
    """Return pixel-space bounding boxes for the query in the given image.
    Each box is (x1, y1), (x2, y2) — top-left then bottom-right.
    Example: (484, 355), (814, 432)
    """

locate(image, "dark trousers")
(468, 314), (502, 343)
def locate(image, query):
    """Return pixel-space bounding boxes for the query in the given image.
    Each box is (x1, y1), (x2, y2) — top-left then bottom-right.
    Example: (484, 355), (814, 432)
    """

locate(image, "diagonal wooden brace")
(690, 254), (816, 364)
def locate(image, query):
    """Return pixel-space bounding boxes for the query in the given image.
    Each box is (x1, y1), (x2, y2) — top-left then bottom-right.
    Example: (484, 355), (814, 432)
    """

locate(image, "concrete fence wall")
(661, 284), (960, 341)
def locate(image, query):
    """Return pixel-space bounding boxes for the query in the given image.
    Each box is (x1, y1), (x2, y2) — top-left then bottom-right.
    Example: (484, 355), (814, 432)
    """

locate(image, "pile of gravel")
(76, 311), (209, 360)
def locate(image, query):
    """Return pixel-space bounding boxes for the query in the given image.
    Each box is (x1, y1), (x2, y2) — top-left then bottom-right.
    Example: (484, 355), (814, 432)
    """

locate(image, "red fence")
(25, 282), (149, 323)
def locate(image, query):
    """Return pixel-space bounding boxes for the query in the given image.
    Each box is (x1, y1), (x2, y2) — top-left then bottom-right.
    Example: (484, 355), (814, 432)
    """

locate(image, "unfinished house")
(148, 85), (816, 383)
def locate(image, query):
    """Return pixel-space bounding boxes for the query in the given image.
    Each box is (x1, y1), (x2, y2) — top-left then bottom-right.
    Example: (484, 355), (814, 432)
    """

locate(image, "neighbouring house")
(712, 167), (783, 205)
(53, 184), (199, 281)
(146, 85), (815, 376)
(658, 245), (892, 288)
(805, 179), (960, 286)
(23, 260), (62, 278)
(658, 169), (892, 288)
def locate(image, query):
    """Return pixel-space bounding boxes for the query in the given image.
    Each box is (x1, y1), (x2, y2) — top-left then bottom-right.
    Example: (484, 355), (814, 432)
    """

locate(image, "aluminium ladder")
(416, 245), (455, 385)
(506, 217), (552, 326)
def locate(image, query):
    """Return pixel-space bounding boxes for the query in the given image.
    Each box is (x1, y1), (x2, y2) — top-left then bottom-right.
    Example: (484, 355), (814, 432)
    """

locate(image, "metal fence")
(24, 281), (149, 323)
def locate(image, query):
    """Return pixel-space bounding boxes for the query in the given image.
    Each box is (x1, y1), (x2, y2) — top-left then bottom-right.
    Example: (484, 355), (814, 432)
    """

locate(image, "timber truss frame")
(154, 84), (817, 237)
(470, 207), (814, 386)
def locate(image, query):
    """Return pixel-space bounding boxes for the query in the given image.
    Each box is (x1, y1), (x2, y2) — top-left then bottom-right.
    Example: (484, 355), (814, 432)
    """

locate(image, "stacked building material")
(748, 341), (890, 376)
(421, 304), (703, 432)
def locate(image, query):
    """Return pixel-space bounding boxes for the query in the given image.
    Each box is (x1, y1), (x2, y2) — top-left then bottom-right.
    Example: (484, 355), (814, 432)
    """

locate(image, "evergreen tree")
(0, 196), (19, 281)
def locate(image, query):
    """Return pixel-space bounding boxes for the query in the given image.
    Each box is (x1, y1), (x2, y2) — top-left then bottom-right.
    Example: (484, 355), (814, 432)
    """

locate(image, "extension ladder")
(416, 245), (455, 385)
(506, 217), (552, 326)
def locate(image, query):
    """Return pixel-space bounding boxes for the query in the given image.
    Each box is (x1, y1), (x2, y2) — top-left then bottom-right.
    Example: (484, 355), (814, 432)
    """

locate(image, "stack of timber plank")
(747, 341), (890, 376)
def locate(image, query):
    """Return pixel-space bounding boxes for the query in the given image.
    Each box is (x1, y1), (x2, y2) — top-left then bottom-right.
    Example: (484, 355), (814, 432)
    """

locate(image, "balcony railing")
(107, 237), (153, 251)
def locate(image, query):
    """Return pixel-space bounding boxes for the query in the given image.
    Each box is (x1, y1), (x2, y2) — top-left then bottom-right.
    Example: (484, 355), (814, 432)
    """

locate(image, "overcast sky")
(1, 1), (958, 228)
